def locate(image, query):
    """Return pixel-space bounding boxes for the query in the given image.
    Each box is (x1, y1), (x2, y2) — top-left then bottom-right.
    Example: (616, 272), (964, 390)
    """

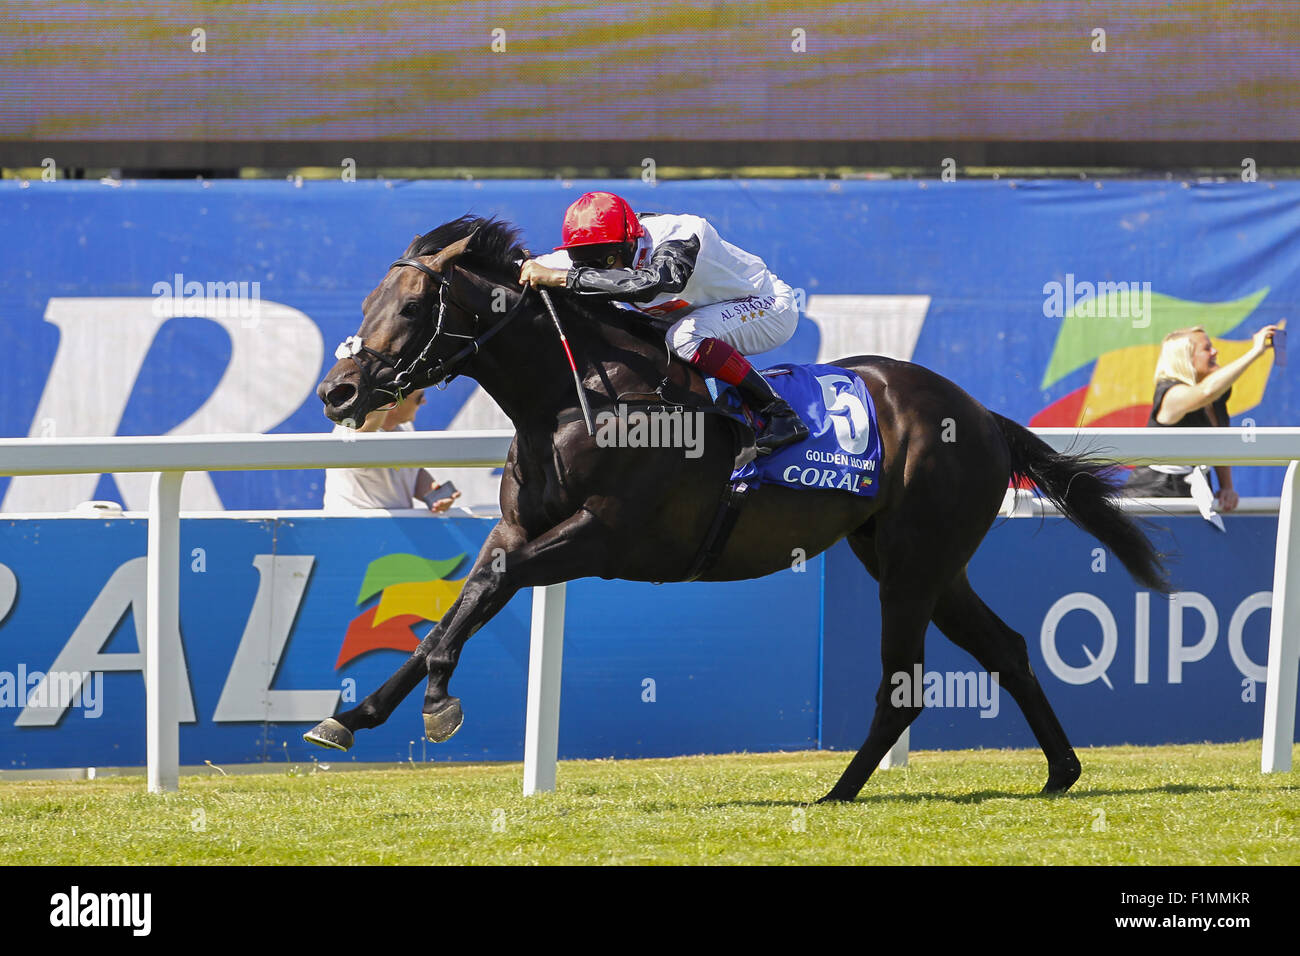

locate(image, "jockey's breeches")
(666, 278), (798, 361)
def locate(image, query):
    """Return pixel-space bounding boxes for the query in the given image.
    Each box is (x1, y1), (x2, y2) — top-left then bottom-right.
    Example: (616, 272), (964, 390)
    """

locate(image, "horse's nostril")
(326, 383), (356, 407)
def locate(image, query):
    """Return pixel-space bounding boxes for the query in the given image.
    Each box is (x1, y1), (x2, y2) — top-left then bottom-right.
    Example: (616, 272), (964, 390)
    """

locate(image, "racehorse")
(307, 215), (1168, 801)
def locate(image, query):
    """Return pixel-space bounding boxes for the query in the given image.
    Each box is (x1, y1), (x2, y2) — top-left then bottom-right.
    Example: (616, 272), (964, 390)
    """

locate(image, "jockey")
(519, 191), (810, 454)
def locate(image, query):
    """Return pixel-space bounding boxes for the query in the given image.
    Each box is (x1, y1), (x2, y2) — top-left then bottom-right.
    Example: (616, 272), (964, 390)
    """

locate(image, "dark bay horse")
(308, 215), (1168, 801)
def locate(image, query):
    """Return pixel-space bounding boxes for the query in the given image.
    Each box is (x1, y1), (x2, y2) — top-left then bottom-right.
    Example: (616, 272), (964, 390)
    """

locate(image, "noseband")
(334, 256), (532, 401)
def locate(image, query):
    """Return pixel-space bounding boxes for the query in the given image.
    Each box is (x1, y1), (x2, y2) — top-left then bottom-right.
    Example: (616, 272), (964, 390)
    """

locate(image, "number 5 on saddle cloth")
(712, 363), (883, 497)
(682, 362), (883, 582)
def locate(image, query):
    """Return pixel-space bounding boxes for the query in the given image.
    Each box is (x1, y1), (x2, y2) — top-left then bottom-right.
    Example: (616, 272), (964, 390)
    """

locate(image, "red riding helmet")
(555, 192), (646, 251)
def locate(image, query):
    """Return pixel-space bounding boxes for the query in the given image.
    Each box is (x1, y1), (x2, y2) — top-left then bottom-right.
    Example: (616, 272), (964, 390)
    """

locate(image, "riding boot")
(736, 367), (810, 455)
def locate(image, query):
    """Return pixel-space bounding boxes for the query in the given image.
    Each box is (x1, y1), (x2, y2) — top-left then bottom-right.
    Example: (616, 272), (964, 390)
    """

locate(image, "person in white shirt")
(519, 191), (809, 454)
(322, 389), (462, 513)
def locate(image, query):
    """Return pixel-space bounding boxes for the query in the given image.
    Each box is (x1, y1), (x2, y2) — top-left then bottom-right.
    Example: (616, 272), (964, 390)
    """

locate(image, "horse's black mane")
(404, 214), (667, 348)
(403, 214), (527, 271)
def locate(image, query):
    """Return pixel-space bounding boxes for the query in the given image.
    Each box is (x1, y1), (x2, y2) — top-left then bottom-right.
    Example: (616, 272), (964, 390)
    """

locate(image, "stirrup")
(755, 407), (810, 455)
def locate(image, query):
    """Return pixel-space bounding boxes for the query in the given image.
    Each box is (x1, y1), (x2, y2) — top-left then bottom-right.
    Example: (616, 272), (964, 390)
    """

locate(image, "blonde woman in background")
(1124, 324), (1279, 510)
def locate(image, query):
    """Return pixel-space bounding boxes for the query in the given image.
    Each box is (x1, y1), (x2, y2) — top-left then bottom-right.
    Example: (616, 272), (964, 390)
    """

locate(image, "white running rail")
(0, 426), (1295, 792)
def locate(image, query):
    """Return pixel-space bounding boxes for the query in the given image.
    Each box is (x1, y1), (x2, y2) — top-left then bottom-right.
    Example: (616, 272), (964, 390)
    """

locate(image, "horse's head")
(320, 216), (533, 426)
(318, 232), (484, 427)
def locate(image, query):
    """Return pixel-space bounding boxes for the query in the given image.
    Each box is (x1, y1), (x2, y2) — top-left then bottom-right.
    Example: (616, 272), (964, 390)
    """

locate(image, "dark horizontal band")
(4, 140), (1300, 171)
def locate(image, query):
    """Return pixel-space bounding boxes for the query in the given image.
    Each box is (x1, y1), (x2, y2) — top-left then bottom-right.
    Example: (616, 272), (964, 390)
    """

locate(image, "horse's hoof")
(1041, 760), (1082, 794)
(423, 697), (464, 743)
(303, 717), (354, 752)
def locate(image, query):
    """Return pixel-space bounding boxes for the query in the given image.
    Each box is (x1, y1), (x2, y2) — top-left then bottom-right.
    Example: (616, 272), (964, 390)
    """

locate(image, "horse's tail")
(992, 412), (1170, 593)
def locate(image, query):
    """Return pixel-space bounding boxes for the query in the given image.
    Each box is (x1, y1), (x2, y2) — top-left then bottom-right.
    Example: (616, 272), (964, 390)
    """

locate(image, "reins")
(336, 250), (661, 438)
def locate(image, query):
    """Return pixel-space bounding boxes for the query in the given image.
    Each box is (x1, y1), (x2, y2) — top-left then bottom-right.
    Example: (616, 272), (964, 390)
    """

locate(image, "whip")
(522, 253), (597, 437)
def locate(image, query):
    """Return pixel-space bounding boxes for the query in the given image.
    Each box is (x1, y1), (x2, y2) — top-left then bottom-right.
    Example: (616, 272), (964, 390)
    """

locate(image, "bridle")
(334, 255), (533, 402)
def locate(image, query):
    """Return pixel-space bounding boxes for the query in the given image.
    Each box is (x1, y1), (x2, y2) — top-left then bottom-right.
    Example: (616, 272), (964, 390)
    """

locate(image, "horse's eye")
(399, 300), (420, 318)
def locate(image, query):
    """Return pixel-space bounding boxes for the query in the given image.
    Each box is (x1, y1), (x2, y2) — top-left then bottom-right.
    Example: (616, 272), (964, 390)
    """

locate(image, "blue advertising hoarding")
(0, 512), (1292, 770)
(2, 178), (1298, 513)
(0, 515), (820, 769)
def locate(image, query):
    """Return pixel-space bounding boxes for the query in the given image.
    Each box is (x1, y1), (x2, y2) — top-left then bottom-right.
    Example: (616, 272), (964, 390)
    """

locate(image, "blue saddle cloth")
(712, 363), (883, 497)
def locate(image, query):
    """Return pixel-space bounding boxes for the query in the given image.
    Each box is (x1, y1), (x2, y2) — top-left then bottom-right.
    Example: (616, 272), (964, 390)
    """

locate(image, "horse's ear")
(427, 233), (475, 273)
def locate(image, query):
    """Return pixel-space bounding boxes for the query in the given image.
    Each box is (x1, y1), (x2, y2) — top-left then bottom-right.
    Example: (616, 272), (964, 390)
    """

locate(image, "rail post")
(523, 582), (567, 795)
(1263, 461), (1300, 773)
(880, 728), (910, 769)
(146, 471), (184, 793)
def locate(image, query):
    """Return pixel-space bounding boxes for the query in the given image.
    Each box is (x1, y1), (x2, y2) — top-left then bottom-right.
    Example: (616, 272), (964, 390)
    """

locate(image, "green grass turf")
(1, 742), (1295, 865)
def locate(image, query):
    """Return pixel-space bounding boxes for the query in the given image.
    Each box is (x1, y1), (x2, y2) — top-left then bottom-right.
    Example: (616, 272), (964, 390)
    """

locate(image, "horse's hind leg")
(819, 522), (952, 803)
(819, 591), (932, 802)
(931, 571), (1081, 794)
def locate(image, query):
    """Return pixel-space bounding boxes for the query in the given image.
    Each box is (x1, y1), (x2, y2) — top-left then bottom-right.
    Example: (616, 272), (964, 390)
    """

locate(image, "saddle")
(556, 310), (759, 463)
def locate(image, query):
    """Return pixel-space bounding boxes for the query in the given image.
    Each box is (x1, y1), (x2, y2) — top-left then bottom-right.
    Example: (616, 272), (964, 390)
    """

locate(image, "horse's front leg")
(422, 509), (609, 742)
(304, 522), (528, 751)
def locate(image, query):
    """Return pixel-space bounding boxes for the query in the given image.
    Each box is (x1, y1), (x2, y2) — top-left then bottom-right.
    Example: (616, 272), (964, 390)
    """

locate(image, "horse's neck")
(469, 340), (570, 427)
(469, 302), (681, 428)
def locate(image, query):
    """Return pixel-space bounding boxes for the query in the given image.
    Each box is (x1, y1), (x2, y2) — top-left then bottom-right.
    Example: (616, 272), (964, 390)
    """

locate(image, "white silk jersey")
(537, 213), (779, 317)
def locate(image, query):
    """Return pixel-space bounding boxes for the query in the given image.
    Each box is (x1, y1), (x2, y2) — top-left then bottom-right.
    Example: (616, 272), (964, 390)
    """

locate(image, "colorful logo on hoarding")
(1032, 288), (1275, 426)
(334, 553), (467, 669)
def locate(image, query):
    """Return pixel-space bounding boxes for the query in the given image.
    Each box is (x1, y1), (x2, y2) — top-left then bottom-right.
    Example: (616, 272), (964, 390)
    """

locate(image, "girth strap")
(681, 479), (755, 582)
